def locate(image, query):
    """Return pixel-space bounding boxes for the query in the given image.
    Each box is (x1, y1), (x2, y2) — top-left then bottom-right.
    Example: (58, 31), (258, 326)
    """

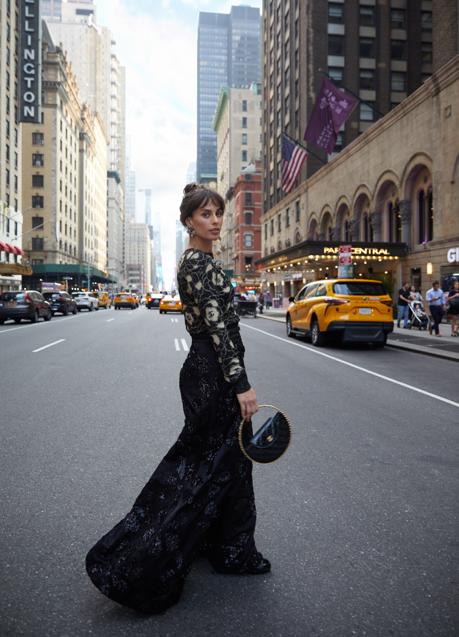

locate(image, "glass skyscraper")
(197, 6), (261, 184)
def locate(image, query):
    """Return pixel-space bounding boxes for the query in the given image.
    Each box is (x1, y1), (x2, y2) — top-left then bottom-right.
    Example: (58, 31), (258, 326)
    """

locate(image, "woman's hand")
(236, 388), (258, 422)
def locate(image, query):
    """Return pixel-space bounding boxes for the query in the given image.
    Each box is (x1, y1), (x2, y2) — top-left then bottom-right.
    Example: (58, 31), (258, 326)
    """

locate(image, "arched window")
(363, 213), (369, 241)
(344, 218), (351, 242)
(388, 201), (401, 242)
(418, 190), (425, 243)
(427, 187), (433, 241)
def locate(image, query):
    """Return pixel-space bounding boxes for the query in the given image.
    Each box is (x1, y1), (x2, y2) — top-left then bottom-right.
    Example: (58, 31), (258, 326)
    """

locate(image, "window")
(333, 282), (387, 295)
(295, 200), (300, 222)
(242, 133), (248, 145)
(360, 38), (375, 58)
(242, 150), (248, 162)
(32, 174), (44, 187)
(32, 195), (44, 208)
(390, 9), (406, 29)
(328, 3), (343, 23)
(360, 69), (375, 90)
(242, 117), (247, 128)
(244, 192), (252, 205)
(421, 42), (432, 64)
(328, 67), (343, 85)
(359, 5), (375, 26)
(328, 35), (344, 57)
(244, 256), (253, 268)
(244, 211), (253, 225)
(421, 11), (432, 31)
(277, 214), (281, 232)
(285, 207), (290, 227)
(270, 219), (274, 236)
(32, 153), (44, 167)
(391, 40), (407, 60)
(32, 237), (44, 250)
(242, 99), (247, 112)
(243, 233), (253, 248)
(264, 223), (268, 240)
(391, 72), (406, 91)
(360, 102), (375, 121)
(32, 132), (44, 145)
(32, 216), (44, 229)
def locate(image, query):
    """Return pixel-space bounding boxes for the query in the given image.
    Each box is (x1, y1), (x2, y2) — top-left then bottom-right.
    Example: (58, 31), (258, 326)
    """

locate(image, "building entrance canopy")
(24, 263), (117, 286)
(256, 240), (408, 273)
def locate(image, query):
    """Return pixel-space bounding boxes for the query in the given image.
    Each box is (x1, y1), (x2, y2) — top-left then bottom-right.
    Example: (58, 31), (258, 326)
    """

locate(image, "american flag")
(281, 134), (308, 193)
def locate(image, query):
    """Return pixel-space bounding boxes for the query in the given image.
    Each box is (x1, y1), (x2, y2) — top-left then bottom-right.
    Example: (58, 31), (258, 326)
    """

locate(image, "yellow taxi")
(159, 295), (183, 314)
(286, 279), (393, 347)
(96, 291), (111, 309)
(114, 292), (138, 310)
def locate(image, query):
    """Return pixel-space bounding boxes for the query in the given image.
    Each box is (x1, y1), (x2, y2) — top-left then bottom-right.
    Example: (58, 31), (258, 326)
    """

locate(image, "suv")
(43, 291), (78, 316)
(146, 293), (163, 309)
(71, 291), (99, 312)
(286, 279), (393, 347)
(0, 290), (52, 324)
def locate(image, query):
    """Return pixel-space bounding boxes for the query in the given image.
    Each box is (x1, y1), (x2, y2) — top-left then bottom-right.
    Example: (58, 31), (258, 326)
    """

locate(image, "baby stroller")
(408, 299), (429, 330)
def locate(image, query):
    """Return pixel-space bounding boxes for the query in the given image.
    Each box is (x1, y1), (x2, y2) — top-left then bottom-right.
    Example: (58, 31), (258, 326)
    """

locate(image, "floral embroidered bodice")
(177, 248), (250, 393)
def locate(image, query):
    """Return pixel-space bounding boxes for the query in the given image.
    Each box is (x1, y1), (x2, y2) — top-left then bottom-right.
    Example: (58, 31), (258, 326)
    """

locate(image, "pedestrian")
(426, 280), (447, 336)
(397, 281), (411, 328)
(265, 290), (272, 309)
(258, 290), (265, 314)
(446, 279), (459, 337)
(409, 285), (422, 302)
(85, 182), (268, 615)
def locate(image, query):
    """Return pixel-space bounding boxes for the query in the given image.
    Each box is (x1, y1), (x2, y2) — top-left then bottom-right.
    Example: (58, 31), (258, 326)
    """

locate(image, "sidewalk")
(258, 307), (459, 362)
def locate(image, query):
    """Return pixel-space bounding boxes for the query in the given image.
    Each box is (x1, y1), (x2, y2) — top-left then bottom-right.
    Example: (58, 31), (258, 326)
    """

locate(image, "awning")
(0, 242), (23, 255)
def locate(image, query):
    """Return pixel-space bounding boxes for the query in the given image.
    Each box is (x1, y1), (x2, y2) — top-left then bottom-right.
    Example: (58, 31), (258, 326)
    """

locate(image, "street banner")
(339, 244), (352, 266)
(304, 78), (358, 154)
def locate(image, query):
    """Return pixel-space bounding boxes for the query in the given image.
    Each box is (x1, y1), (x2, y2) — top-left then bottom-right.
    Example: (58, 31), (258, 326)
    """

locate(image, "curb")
(257, 314), (459, 362)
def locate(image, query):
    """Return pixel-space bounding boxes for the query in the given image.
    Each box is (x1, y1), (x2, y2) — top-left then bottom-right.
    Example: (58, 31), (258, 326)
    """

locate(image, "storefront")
(22, 263), (117, 291)
(256, 240), (408, 303)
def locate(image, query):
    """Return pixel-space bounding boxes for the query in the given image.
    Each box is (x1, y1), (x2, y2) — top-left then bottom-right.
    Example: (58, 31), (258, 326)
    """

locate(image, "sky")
(96, 0), (263, 289)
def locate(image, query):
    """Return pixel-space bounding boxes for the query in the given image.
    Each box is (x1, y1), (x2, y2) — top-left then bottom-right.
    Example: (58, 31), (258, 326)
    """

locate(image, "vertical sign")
(338, 244), (353, 278)
(19, 0), (41, 123)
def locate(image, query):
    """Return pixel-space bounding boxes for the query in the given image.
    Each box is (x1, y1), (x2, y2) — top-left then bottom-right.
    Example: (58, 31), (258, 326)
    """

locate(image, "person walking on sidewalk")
(426, 280), (447, 336)
(397, 282), (411, 328)
(447, 280), (459, 336)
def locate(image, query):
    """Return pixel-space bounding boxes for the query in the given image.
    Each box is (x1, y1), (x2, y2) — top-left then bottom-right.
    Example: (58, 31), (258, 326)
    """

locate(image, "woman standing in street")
(85, 183), (269, 614)
(447, 280), (459, 336)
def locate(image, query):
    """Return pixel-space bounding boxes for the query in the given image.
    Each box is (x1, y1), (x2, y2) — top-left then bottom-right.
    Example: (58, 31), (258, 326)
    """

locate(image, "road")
(1, 308), (458, 637)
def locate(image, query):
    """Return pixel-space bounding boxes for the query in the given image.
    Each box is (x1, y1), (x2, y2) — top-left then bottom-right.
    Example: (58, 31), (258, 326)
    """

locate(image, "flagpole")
(283, 131), (327, 166)
(319, 70), (385, 118)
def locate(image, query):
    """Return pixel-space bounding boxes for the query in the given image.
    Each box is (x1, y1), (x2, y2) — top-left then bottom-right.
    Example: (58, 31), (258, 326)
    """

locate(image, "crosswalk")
(174, 337), (189, 352)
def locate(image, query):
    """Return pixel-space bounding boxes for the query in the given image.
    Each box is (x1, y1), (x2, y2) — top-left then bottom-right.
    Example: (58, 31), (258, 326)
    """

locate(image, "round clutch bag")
(238, 404), (291, 464)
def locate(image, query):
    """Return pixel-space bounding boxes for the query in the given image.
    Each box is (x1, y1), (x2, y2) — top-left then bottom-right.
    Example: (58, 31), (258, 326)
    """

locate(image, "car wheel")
(286, 315), (295, 338)
(0, 319), (4, 324)
(14, 318), (21, 324)
(31, 310), (39, 323)
(88, 305), (93, 312)
(373, 334), (388, 348)
(311, 318), (325, 347)
(73, 307), (77, 315)
(95, 305), (99, 311)
(44, 311), (52, 321)
(63, 308), (68, 316)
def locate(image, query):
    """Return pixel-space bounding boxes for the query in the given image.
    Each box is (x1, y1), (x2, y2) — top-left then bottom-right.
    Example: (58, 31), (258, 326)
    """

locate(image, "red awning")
(0, 241), (6, 251)
(0, 242), (23, 254)
(12, 246), (23, 255)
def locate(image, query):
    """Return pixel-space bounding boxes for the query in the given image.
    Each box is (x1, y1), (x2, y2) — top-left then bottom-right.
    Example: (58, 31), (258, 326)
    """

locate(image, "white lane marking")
(0, 314), (80, 334)
(33, 338), (66, 353)
(174, 338), (180, 351)
(107, 318), (115, 322)
(181, 338), (189, 352)
(241, 323), (459, 409)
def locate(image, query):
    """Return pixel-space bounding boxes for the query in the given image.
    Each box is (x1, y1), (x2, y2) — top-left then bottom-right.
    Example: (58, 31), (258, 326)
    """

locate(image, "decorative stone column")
(370, 210), (382, 242)
(399, 200), (412, 247)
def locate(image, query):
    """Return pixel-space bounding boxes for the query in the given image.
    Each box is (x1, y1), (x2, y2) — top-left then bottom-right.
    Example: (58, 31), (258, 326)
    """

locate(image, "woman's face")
(454, 281), (459, 291)
(189, 199), (224, 240)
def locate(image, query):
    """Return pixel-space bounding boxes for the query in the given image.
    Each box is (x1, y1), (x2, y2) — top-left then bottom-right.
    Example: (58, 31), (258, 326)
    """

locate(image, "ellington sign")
(19, 0), (41, 123)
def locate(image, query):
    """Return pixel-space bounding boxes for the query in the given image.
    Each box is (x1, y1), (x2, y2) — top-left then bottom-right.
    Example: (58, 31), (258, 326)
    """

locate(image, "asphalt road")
(1, 308), (458, 637)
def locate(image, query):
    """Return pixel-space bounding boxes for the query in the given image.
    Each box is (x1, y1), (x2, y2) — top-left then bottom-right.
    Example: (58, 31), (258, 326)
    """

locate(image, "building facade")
(107, 171), (124, 288)
(257, 54), (459, 302)
(262, 0), (434, 212)
(0, 0), (26, 291)
(197, 6), (261, 183)
(233, 163), (262, 291)
(125, 222), (151, 293)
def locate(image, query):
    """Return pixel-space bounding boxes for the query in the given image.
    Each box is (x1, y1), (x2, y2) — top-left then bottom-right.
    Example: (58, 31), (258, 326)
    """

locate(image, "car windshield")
(333, 282), (387, 296)
(0, 292), (22, 301)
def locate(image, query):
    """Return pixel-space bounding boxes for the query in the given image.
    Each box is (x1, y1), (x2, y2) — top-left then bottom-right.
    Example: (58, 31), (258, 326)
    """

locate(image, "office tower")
(125, 223), (152, 293)
(0, 0), (24, 290)
(197, 6), (261, 183)
(262, 0), (433, 210)
(41, 0), (96, 23)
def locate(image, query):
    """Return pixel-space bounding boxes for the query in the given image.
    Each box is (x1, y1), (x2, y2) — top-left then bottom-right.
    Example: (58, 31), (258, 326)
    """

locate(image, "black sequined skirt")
(85, 331), (257, 614)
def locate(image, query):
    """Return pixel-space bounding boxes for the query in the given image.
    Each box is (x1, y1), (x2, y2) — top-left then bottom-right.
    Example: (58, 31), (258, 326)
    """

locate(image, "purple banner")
(304, 78), (359, 154)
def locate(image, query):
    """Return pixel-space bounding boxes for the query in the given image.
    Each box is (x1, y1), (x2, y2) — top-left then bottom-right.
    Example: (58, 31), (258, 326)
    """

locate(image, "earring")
(187, 225), (195, 237)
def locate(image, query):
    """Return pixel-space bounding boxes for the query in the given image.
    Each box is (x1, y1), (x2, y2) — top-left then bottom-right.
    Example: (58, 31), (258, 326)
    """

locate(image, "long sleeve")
(185, 258), (251, 394)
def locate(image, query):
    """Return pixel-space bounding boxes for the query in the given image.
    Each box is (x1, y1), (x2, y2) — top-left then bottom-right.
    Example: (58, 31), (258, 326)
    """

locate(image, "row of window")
(328, 4), (432, 31)
(329, 35), (432, 63)
(329, 67), (409, 92)
(264, 201), (301, 239)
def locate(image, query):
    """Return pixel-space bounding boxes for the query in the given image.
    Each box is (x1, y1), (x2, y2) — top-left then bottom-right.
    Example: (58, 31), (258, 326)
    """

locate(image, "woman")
(409, 285), (422, 302)
(447, 280), (459, 336)
(85, 184), (269, 614)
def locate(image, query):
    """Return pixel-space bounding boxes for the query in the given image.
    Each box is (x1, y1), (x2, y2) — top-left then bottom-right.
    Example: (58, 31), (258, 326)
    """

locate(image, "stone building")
(258, 55), (459, 301)
(125, 222), (151, 294)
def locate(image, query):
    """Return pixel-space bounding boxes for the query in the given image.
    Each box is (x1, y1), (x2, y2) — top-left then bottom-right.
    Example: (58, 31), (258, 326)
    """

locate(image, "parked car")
(159, 295), (183, 314)
(43, 291), (78, 316)
(286, 278), (393, 347)
(71, 291), (99, 312)
(113, 292), (137, 310)
(0, 290), (52, 324)
(146, 293), (163, 309)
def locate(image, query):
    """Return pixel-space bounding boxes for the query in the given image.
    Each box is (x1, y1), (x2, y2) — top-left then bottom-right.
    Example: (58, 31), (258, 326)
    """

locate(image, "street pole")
(87, 262), (91, 291)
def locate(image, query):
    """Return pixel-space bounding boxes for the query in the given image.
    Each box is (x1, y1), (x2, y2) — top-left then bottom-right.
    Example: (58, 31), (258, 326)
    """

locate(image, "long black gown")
(85, 248), (259, 614)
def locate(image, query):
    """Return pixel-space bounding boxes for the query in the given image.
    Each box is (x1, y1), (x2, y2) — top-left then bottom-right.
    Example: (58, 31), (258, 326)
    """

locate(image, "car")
(43, 291), (78, 316)
(159, 295), (183, 314)
(286, 278), (393, 347)
(0, 290), (52, 324)
(146, 293), (163, 309)
(72, 291), (99, 312)
(114, 292), (137, 310)
(96, 291), (111, 309)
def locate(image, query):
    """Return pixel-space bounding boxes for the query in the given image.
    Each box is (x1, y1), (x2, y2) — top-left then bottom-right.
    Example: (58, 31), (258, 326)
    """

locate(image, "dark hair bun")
(184, 183), (201, 195)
